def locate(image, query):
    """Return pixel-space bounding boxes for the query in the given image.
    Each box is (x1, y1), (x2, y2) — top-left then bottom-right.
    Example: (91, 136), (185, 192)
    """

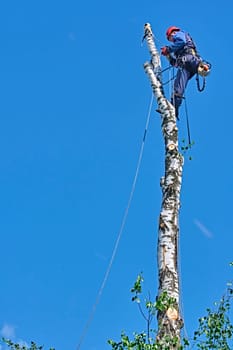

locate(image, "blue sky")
(0, 1), (233, 349)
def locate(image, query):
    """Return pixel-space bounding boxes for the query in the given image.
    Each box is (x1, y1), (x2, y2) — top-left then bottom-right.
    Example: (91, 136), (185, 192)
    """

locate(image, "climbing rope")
(184, 94), (192, 146)
(76, 93), (154, 350)
(162, 73), (177, 86)
(161, 64), (176, 84)
(161, 65), (173, 74)
(160, 63), (192, 148)
(196, 74), (206, 92)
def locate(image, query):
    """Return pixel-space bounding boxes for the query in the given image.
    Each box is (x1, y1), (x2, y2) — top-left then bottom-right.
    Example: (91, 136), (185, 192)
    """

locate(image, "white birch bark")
(143, 23), (184, 344)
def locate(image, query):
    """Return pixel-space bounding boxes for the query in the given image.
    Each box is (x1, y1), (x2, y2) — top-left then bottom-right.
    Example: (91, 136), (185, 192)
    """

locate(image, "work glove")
(161, 46), (170, 56)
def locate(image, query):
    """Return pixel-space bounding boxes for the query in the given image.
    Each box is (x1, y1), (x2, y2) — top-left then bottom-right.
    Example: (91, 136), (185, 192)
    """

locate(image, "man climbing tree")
(161, 26), (210, 118)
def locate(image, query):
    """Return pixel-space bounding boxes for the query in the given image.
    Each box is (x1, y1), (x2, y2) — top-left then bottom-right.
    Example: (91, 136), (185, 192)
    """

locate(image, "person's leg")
(171, 68), (192, 118)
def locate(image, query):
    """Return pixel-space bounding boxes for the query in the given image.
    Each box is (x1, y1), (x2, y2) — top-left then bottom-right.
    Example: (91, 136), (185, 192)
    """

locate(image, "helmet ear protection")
(166, 26), (180, 39)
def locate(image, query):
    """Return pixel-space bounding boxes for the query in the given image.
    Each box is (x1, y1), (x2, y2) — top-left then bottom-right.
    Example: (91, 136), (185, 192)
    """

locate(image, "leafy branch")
(1, 338), (54, 350)
(108, 273), (233, 350)
(191, 285), (233, 349)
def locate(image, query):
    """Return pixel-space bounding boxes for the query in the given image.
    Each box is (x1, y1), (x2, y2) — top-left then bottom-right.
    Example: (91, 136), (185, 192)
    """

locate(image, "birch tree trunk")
(143, 23), (184, 346)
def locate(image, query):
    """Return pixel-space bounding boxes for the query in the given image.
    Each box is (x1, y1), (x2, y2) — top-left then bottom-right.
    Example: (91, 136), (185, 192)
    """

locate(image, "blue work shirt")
(168, 31), (189, 55)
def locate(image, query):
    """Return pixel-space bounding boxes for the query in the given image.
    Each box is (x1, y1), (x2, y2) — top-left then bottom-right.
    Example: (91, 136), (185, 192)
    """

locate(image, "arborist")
(161, 26), (210, 119)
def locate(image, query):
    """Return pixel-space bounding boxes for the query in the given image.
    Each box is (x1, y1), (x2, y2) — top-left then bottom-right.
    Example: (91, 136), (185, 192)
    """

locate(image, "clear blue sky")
(0, 1), (233, 350)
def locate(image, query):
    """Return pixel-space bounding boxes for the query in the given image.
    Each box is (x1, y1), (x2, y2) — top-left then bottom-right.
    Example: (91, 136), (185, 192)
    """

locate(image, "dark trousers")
(172, 54), (201, 117)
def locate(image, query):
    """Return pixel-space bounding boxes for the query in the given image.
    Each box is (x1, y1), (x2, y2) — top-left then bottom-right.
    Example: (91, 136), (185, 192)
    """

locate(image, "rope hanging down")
(184, 95), (192, 146)
(76, 93), (154, 350)
(167, 68), (192, 148)
(196, 74), (206, 92)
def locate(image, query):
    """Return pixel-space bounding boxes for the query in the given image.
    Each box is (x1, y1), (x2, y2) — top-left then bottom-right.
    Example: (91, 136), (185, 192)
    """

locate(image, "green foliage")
(131, 273), (144, 303)
(181, 139), (194, 160)
(108, 332), (190, 350)
(108, 275), (233, 350)
(192, 286), (233, 349)
(1, 338), (55, 350)
(131, 274), (176, 312)
(154, 291), (176, 312)
(2, 275), (233, 350)
(108, 275), (186, 349)
(108, 331), (186, 350)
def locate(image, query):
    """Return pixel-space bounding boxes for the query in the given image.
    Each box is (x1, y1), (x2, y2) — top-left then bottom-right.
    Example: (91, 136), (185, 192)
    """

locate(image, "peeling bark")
(143, 23), (184, 346)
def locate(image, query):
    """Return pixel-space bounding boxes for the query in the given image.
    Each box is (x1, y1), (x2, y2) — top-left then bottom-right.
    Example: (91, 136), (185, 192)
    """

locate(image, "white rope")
(76, 93), (154, 349)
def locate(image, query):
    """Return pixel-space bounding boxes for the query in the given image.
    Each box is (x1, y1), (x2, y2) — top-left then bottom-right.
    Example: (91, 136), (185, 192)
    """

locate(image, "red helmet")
(166, 26), (180, 39)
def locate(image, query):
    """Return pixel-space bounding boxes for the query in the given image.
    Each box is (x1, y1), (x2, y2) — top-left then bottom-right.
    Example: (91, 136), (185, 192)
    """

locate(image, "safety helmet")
(166, 26), (180, 39)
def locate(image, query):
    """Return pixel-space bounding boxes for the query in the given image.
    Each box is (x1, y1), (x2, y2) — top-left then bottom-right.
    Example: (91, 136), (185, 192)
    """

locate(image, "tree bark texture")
(143, 23), (184, 345)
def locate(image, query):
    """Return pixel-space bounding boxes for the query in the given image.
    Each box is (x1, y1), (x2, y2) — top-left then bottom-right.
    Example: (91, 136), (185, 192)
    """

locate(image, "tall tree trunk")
(143, 23), (184, 346)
